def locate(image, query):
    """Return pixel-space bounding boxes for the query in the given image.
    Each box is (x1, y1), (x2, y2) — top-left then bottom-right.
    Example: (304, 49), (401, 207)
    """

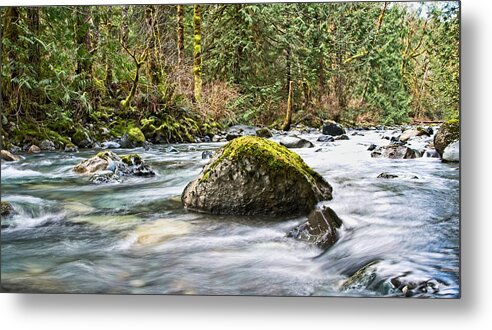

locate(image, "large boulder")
(278, 136), (314, 148)
(321, 120), (345, 136)
(442, 140), (459, 162)
(399, 127), (431, 142)
(371, 144), (420, 159)
(287, 206), (342, 249)
(181, 136), (333, 216)
(434, 119), (459, 157)
(1, 150), (20, 161)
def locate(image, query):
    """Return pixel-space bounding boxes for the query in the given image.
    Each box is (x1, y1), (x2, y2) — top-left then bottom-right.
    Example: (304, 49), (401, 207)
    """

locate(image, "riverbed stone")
(278, 136), (314, 148)
(181, 136), (333, 216)
(1, 149), (20, 161)
(256, 127), (273, 138)
(321, 120), (345, 136)
(39, 139), (56, 151)
(317, 135), (335, 142)
(73, 151), (155, 180)
(334, 134), (349, 141)
(1, 201), (14, 216)
(287, 206), (342, 249)
(371, 144), (420, 159)
(434, 119), (459, 157)
(201, 151), (213, 159)
(399, 127), (431, 142)
(442, 140), (459, 162)
(27, 145), (41, 154)
(72, 128), (93, 148)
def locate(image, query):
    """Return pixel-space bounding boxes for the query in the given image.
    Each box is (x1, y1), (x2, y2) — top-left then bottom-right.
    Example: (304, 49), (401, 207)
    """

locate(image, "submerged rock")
(201, 151), (213, 159)
(377, 172), (419, 179)
(102, 141), (120, 149)
(321, 120), (345, 136)
(377, 172), (399, 179)
(434, 119), (459, 157)
(89, 170), (122, 184)
(278, 136), (314, 148)
(371, 144), (420, 159)
(130, 219), (192, 246)
(334, 134), (349, 141)
(442, 140), (459, 162)
(73, 151), (155, 182)
(340, 261), (443, 297)
(181, 136), (333, 216)
(317, 135), (335, 142)
(287, 206), (342, 249)
(1, 149), (20, 161)
(1, 201), (14, 216)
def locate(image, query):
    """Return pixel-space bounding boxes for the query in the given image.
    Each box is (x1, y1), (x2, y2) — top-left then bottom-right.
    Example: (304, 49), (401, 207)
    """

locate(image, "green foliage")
(1, 2), (459, 148)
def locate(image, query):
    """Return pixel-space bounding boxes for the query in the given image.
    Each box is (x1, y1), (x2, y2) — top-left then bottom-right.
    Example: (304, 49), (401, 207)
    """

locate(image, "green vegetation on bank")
(1, 3), (459, 149)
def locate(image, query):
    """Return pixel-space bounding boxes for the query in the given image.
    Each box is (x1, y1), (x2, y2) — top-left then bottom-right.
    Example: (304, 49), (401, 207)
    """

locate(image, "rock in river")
(434, 119), (459, 157)
(321, 120), (346, 136)
(256, 127), (273, 138)
(371, 144), (420, 159)
(73, 151), (155, 183)
(28, 145), (41, 154)
(1, 150), (20, 161)
(181, 136), (333, 216)
(287, 206), (342, 249)
(278, 136), (314, 148)
(1, 201), (14, 216)
(442, 140), (459, 162)
(399, 127), (431, 142)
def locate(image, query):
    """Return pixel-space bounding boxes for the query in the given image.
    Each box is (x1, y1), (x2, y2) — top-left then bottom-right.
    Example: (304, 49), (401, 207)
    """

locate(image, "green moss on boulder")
(434, 119), (459, 157)
(182, 136), (333, 216)
(128, 127), (145, 144)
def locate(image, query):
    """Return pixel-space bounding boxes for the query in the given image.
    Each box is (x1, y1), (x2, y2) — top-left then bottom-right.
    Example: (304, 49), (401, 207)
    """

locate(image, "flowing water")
(0, 129), (460, 297)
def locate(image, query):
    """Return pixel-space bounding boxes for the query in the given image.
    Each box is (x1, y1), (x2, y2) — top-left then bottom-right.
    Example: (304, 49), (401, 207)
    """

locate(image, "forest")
(0, 2), (459, 150)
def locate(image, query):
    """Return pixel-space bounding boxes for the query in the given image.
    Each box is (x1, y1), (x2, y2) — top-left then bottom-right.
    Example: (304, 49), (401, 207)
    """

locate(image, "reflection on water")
(1, 130), (459, 297)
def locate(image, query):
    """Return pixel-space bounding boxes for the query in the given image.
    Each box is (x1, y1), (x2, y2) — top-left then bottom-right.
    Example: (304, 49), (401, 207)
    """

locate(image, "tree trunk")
(75, 6), (92, 77)
(145, 5), (159, 86)
(27, 7), (40, 79)
(193, 5), (202, 103)
(281, 81), (293, 131)
(176, 5), (185, 66)
(121, 6), (129, 48)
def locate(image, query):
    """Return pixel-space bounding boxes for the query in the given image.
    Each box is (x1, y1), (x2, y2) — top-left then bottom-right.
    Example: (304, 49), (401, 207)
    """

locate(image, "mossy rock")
(72, 128), (93, 148)
(128, 127), (145, 144)
(181, 136), (333, 216)
(434, 119), (459, 157)
(120, 153), (142, 166)
(1, 201), (14, 216)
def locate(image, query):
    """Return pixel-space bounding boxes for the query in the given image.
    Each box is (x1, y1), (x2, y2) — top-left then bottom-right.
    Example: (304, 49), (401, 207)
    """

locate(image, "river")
(0, 128), (460, 297)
